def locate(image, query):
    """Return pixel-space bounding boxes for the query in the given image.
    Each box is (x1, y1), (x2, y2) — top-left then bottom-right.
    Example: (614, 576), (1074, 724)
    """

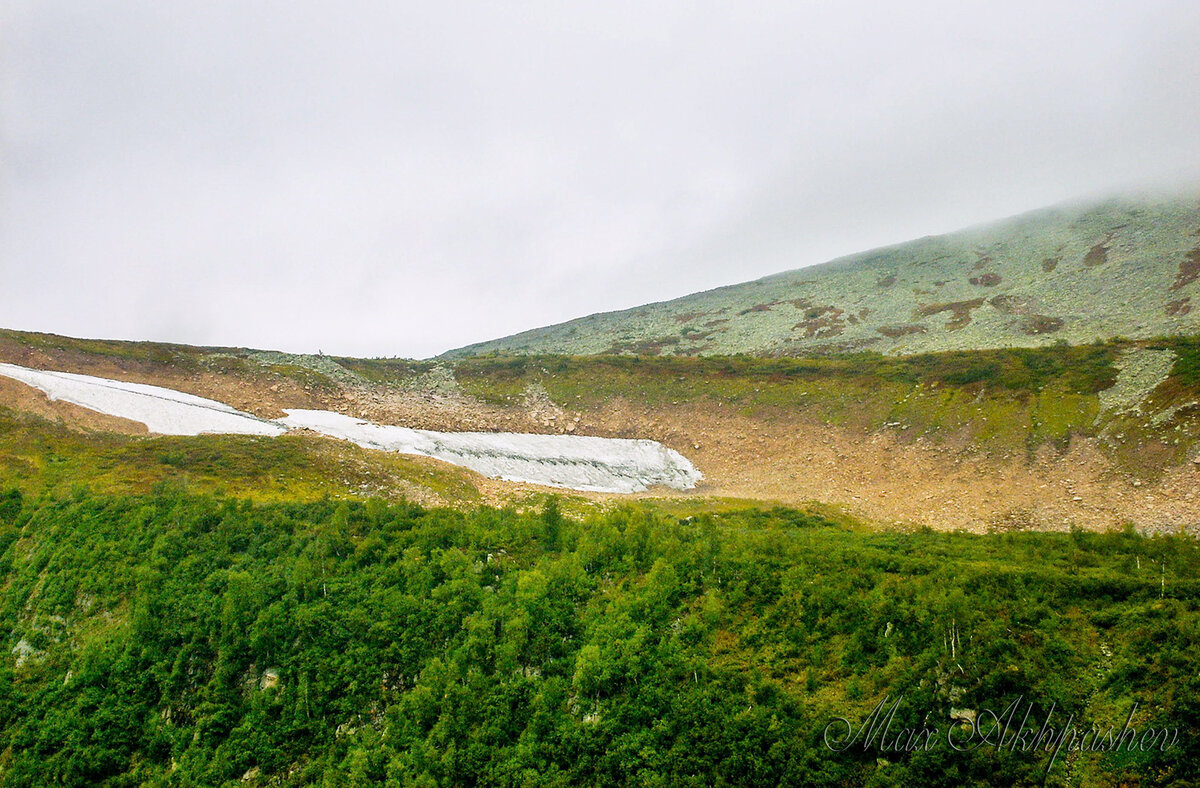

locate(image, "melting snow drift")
(279, 409), (700, 493)
(0, 363), (700, 493)
(0, 363), (285, 436)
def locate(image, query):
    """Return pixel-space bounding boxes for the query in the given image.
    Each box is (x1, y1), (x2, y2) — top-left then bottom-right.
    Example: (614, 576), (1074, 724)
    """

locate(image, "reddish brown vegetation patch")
(1084, 233), (1115, 267)
(737, 303), (775, 315)
(972, 253), (993, 270)
(1171, 247), (1200, 291)
(987, 295), (1060, 339)
(1042, 257), (1060, 272)
(969, 272), (1002, 287)
(673, 311), (707, 324)
(877, 324), (927, 338)
(1166, 298), (1192, 317)
(793, 305), (846, 339)
(846, 308), (871, 326)
(1017, 315), (1065, 335)
(915, 298), (986, 330)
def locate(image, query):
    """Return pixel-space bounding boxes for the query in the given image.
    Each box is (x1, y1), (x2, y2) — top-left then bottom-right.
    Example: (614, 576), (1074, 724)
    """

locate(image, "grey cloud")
(2, 1), (1198, 357)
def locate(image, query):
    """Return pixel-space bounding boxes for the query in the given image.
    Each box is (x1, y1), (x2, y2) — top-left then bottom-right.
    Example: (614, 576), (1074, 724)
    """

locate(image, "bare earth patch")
(566, 400), (1200, 534)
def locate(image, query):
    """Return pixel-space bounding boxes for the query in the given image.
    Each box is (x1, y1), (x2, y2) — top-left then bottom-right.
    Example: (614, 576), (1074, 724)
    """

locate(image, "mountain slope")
(4, 327), (1200, 533)
(448, 190), (1200, 357)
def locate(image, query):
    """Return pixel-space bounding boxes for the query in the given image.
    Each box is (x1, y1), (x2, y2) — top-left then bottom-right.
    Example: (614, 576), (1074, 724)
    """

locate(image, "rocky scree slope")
(447, 191), (1200, 358)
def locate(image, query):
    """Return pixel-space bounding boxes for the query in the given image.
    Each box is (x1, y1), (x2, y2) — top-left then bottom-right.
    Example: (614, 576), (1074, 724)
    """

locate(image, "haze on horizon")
(2, 1), (1199, 359)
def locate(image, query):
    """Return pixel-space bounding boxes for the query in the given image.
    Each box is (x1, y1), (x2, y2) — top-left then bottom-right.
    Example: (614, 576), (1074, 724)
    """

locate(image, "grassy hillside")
(447, 190), (1200, 358)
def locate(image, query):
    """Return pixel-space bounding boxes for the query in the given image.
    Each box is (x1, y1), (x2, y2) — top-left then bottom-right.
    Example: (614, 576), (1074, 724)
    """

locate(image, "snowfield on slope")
(0, 363), (285, 436)
(278, 409), (701, 493)
(0, 363), (700, 493)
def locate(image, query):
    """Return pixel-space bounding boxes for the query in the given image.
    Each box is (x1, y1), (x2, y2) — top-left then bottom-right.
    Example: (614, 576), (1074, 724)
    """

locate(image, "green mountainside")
(448, 191), (1200, 358)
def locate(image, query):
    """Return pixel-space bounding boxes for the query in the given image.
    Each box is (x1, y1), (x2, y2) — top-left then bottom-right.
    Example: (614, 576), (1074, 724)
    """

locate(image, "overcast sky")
(2, 1), (1199, 358)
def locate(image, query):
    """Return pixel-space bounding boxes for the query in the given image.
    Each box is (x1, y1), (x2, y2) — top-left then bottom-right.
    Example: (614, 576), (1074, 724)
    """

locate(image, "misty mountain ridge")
(448, 189), (1200, 358)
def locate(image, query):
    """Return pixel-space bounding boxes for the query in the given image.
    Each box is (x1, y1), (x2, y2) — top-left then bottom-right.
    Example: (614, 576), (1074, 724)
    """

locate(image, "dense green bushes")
(1, 492), (1198, 786)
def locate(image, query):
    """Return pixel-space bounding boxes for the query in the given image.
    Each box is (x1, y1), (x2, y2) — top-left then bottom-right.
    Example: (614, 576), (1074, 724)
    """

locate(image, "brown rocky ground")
(623, 402), (1200, 534)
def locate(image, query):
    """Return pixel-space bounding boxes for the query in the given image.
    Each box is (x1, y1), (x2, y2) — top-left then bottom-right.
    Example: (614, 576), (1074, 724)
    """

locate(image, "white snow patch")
(279, 409), (701, 493)
(0, 363), (285, 436)
(0, 363), (701, 493)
